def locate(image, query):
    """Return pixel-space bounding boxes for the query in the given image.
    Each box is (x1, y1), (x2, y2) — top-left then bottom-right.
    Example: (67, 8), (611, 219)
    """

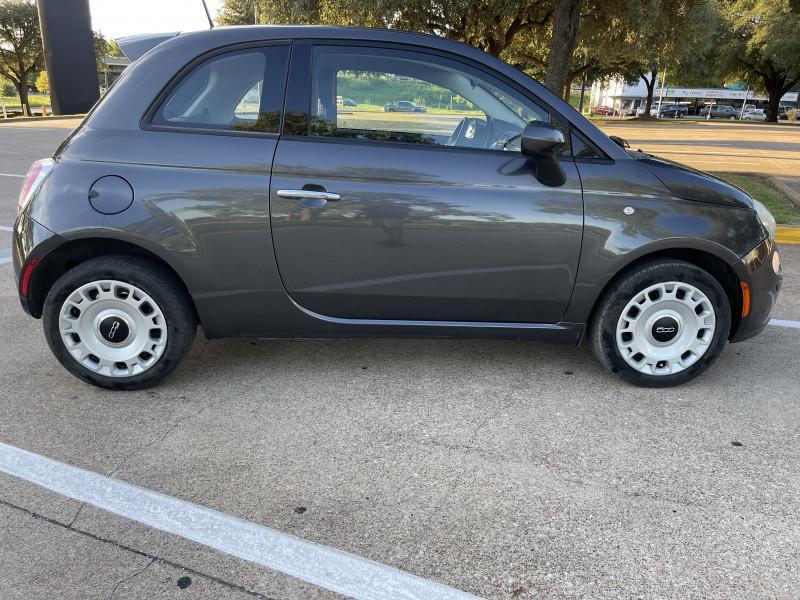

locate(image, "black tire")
(42, 255), (196, 390)
(589, 260), (731, 388)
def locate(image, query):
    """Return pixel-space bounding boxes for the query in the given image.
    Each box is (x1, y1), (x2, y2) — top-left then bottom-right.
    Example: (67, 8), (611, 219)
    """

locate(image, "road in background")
(599, 120), (800, 177)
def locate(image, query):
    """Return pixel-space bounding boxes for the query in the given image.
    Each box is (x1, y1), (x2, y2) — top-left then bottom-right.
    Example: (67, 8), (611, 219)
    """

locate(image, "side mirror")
(520, 121), (565, 156)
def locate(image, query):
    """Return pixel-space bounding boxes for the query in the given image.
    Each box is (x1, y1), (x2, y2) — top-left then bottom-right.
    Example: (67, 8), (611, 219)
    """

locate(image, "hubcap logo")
(98, 316), (130, 344)
(651, 316), (680, 343)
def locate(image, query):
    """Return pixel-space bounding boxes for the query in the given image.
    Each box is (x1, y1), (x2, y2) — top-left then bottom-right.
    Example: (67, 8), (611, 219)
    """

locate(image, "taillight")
(17, 158), (54, 216)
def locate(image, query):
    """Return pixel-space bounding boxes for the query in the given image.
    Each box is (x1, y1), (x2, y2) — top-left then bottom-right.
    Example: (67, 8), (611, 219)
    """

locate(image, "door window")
(308, 46), (570, 155)
(152, 46), (288, 134)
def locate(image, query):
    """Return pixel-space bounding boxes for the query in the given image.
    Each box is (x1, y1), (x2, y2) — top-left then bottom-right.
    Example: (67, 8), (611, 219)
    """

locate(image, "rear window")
(151, 46), (288, 134)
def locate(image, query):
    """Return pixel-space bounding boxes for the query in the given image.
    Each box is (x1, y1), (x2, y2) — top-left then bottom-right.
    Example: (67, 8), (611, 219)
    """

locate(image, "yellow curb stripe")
(776, 226), (800, 245)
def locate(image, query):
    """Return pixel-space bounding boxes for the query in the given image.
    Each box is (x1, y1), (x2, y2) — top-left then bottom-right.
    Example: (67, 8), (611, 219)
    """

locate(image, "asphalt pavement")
(1, 121), (799, 600)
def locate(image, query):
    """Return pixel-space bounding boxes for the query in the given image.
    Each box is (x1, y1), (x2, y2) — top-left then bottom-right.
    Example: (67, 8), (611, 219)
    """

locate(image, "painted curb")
(776, 226), (800, 245)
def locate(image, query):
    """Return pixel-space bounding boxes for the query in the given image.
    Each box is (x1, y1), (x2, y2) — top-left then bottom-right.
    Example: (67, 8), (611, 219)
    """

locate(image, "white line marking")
(0, 225), (13, 232)
(770, 319), (800, 329)
(0, 173), (24, 178)
(0, 442), (478, 600)
(0, 257), (10, 265)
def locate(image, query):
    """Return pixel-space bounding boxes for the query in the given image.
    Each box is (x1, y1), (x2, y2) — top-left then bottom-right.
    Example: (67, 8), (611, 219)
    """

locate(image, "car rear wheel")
(42, 255), (196, 390)
(589, 260), (731, 387)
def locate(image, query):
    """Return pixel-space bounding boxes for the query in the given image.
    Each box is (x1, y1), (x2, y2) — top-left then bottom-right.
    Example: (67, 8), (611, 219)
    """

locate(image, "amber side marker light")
(740, 282), (751, 318)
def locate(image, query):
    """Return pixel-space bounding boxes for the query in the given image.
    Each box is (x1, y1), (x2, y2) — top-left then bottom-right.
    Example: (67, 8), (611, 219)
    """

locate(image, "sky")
(88, 0), (223, 40)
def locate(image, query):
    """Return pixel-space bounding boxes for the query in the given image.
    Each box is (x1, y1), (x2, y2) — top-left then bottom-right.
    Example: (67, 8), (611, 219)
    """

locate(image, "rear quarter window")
(151, 46), (288, 134)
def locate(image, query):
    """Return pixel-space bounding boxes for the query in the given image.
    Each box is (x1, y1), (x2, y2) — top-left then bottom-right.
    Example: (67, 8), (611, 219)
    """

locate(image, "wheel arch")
(586, 247), (743, 341)
(27, 237), (199, 324)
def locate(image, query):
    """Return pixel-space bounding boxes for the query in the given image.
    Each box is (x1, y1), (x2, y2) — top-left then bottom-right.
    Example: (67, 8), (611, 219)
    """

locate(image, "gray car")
(12, 26), (783, 390)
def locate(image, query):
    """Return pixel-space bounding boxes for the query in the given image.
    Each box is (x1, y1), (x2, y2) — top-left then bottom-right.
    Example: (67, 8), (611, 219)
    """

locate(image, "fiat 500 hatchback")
(12, 26), (783, 390)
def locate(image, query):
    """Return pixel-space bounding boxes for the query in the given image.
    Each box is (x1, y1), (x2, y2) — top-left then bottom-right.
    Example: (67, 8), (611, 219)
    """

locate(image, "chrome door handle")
(276, 189), (341, 201)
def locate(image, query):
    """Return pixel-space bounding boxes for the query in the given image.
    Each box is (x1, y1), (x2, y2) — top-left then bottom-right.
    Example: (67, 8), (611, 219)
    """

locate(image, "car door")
(269, 42), (584, 324)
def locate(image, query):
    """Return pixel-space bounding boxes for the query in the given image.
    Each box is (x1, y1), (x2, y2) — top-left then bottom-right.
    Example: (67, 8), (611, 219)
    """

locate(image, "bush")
(788, 108), (799, 122)
(1, 77), (15, 97)
(35, 71), (48, 94)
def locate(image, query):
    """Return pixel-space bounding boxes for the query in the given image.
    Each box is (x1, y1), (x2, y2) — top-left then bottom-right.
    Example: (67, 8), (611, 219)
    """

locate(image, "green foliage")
(219, 0), (551, 56)
(0, 0), (43, 113)
(716, 0), (800, 120)
(0, 75), (13, 95)
(336, 72), (454, 109)
(34, 69), (47, 93)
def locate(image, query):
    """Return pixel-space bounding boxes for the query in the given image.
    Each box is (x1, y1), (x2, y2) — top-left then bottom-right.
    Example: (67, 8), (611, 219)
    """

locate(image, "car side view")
(384, 100), (427, 112)
(12, 26), (783, 390)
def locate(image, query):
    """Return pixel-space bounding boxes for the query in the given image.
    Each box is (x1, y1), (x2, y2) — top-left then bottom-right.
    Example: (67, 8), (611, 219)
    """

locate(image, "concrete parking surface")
(1, 121), (799, 599)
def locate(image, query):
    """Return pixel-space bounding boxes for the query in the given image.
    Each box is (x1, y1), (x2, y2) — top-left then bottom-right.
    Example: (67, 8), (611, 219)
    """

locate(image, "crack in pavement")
(0, 498), (277, 600)
(105, 369), (275, 481)
(108, 557), (155, 600)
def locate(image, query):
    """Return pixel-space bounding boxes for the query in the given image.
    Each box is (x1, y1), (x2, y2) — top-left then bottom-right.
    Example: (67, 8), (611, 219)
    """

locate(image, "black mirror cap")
(520, 121), (566, 156)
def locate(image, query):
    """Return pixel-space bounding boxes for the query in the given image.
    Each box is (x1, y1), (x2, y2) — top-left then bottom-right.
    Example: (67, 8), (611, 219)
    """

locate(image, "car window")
(152, 46), (288, 133)
(308, 46), (570, 156)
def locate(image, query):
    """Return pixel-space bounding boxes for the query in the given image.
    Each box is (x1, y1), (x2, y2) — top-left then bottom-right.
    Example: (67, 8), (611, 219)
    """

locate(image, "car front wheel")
(589, 259), (731, 387)
(42, 255), (196, 390)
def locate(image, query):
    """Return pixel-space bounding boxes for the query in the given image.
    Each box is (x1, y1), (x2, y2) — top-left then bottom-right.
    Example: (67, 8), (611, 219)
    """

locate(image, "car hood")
(629, 150), (754, 210)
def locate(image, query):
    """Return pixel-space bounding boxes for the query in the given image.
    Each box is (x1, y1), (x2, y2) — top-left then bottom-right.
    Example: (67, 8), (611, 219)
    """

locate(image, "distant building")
(98, 55), (130, 91)
(590, 75), (798, 115)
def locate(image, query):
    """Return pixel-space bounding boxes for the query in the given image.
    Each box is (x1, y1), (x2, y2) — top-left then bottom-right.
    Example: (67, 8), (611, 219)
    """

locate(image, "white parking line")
(0, 442), (478, 600)
(0, 173), (24, 178)
(0, 225), (13, 232)
(770, 319), (800, 329)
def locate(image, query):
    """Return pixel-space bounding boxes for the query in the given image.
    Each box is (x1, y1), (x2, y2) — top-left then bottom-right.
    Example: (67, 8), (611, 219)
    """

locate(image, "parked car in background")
(700, 105), (739, 119)
(12, 25), (783, 390)
(384, 100), (427, 112)
(592, 106), (615, 116)
(342, 98), (357, 107)
(741, 108), (766, 120)
(778, 106), (790, 120)
(656, 103), (689, 118)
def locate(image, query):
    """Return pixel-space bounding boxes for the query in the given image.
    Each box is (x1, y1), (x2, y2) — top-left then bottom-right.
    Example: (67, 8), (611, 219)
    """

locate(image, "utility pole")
(656, 68), (667, 116)
(578, 61), (588, 114)
(739, 86), (750, 120)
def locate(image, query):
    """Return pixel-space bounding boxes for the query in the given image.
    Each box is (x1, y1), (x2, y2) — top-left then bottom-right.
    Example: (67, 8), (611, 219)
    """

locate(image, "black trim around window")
(280, 39), (611, 161)
(141, 41), (290, 138)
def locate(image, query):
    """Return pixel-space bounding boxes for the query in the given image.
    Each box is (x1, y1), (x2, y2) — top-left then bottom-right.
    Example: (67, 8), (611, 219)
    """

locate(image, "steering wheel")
(448, 117), (488, 148)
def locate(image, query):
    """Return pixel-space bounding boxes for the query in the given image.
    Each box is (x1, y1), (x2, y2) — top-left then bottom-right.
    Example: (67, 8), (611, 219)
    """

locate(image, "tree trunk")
(544, 0), (582, 96)
(762, 73), (787, 123)
(642, 70), (658, 115)
(16, 79), (31, 117)
(765, 91), (781, 123)
(563, 73), (575, 102)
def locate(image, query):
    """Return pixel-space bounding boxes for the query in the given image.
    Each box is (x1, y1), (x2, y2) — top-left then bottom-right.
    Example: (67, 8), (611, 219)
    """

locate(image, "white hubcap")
(58, 280), (168, 378)
(615, 281), (716, 376)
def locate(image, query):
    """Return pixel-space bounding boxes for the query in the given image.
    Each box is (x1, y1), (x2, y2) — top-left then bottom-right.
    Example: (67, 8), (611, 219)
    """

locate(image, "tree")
(718, 0), (800, 122)
(1, 74), (13, 96)
(543, 0), (582, 96)
(504, 0), (650, 101)
(391, 0), (553, 57)
(218, 0), (553, 58)
(0, 0), (43, 116)
(605, 0), (712, 116)
(34, 68), (46, 93)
